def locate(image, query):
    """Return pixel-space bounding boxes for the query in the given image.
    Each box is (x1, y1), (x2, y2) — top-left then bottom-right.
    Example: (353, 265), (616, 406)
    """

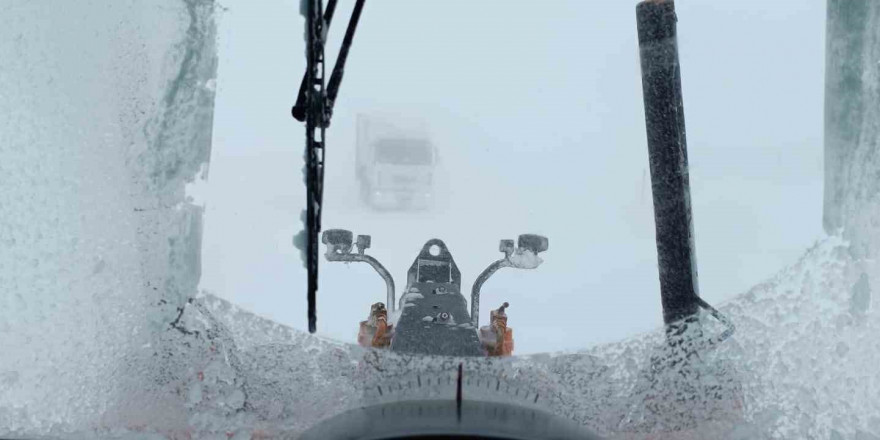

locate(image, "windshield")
(374, 139), (433, 165)
(2, 1), (879, 439)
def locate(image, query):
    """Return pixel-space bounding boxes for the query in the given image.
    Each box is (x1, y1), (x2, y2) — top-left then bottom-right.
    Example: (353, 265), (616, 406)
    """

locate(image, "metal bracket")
(322, 229), (396, 312)
(470, 234), (548, 328)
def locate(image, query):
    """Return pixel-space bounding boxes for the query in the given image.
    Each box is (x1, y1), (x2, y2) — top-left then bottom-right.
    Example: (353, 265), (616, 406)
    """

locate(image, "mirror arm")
(325, 247), (396, 312)
(470, 259), (511, 328)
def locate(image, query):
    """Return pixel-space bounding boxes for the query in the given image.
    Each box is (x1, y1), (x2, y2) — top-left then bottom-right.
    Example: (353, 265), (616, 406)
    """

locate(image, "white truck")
(355, 114), (436, 210)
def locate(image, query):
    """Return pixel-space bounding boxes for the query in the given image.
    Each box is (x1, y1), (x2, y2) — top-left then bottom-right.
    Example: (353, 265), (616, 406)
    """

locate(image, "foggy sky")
(199, 0), (825, 353)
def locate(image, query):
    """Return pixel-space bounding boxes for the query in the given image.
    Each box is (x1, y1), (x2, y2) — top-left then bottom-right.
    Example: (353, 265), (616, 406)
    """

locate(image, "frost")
(184, 237), (880, 439)
(0, 0), (218, 437)
(5, 235), (878, 438)
(850, 272), (871, 318)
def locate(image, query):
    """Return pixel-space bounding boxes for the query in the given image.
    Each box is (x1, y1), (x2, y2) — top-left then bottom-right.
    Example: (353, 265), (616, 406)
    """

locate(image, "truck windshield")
(374, 139), (433, 165)
(6, 1), (880, 439)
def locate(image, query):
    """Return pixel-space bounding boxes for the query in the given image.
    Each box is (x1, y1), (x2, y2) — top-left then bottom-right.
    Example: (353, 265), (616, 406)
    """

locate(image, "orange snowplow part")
(480, 302), (514, 356)
(358, 319), (393, 348)
(358, 302), (393, 348)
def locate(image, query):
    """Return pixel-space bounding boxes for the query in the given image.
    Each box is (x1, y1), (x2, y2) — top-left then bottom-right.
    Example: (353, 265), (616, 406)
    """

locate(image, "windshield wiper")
(292, 0), (367, 333)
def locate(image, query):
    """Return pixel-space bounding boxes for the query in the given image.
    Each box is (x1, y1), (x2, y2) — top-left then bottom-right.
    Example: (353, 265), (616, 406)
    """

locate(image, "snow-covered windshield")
(2, 0), (879, 439)
(373, 139), (433, 165)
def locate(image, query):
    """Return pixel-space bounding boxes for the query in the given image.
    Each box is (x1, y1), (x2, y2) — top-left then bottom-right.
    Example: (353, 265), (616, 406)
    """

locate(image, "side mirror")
(322, 229), (353, 254)
(518, 234), (549, 254)
(471, 234), (549, 327)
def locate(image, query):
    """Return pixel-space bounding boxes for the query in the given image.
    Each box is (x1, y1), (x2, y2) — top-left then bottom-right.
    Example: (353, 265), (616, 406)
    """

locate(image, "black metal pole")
(325, 0), (366, 114)
(636, 0), (701, 328)
(824, 0), (880, 260)
(824, 0), (869, 234)
(303, 0), (327, 333)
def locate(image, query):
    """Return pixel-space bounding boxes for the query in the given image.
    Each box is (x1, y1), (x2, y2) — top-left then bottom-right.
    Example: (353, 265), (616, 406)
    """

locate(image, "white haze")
(200, 0), (824, 353)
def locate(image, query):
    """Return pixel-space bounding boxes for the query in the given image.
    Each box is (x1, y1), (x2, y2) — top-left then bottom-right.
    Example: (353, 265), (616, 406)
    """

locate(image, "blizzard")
(1, 0), (879, 439)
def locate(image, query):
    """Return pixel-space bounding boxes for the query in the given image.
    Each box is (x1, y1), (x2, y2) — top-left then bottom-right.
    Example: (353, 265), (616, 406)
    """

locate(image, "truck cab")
(356, 114), (436, 210)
